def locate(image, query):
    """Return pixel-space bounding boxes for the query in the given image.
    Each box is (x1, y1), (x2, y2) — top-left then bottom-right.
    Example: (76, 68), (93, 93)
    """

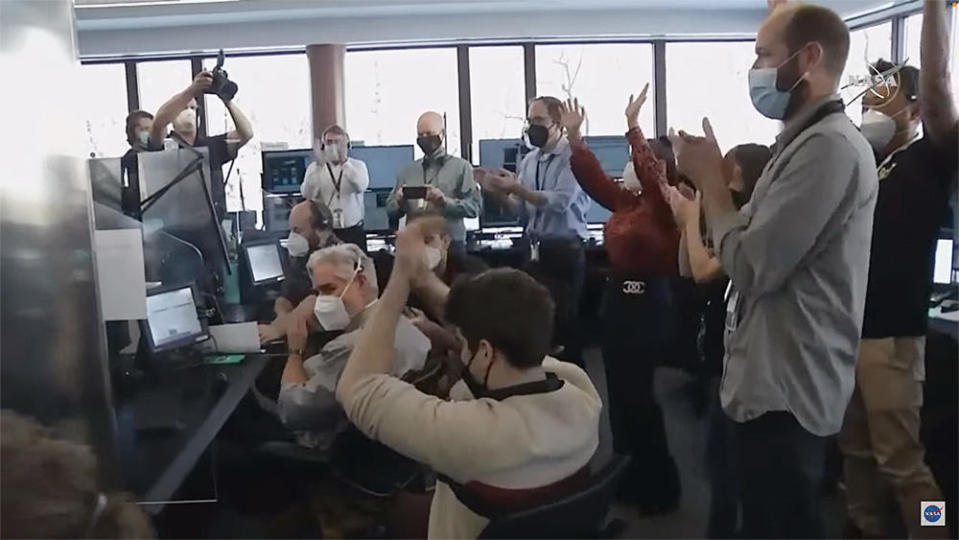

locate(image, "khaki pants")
(839, 337), (945, 539)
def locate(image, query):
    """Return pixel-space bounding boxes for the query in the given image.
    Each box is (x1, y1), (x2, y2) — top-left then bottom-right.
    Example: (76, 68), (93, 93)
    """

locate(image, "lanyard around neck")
(326, 163), (345, 206)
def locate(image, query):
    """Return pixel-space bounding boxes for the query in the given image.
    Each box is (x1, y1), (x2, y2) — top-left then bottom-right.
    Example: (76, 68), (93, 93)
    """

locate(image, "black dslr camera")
(206, 49), (238, 101)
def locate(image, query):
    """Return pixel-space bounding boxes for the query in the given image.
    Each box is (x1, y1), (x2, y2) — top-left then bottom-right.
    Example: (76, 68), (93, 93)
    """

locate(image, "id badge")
(725, 287), (740, 333)
(332, 208), (343, 229)
(530, 241), (540, 262)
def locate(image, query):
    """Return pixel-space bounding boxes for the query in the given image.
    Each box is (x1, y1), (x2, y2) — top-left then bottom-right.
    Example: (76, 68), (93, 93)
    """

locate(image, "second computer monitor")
(364, 188), (393, 233)
(141, 283), (208, 353)
(350, 145), (415, 189)
(243, 240), (285, 285)
(585, 135), (630, 179)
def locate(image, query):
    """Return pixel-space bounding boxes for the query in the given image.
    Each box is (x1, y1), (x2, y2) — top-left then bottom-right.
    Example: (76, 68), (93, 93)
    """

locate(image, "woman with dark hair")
(1, 410), (154, 539)
(561, 85), (683, 515)
(670, 142), (771, 538)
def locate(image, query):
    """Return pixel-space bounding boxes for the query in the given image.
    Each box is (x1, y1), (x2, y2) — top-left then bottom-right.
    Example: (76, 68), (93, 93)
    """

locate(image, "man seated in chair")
(279, 243), (430, 451)
(335, 217), (602, 539)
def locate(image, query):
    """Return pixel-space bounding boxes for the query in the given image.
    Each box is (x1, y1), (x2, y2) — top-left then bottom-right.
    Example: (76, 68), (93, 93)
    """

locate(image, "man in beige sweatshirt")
(336, 217), (602, 539)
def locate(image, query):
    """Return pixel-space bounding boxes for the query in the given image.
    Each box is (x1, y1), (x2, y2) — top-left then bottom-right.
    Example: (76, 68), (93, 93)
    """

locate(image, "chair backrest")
(479, 454), (631, 539)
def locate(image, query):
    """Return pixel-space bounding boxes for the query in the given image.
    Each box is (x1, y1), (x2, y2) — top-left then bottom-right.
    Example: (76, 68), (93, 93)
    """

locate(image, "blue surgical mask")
(748, 50), (805, 120)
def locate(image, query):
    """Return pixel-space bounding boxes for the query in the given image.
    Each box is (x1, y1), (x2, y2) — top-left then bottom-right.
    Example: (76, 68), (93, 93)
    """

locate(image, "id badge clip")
(530, 240), (540, 262)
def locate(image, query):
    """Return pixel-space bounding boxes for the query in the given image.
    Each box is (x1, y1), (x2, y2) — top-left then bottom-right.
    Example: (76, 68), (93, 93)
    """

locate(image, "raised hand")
(667, 117), (724, 191)
(560, 98), (587, 143)
(395, 216), (446, 284)
(625, 83), (650, 129)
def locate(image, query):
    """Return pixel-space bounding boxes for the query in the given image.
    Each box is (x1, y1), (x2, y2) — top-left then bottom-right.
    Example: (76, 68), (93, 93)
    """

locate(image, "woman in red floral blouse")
(560, 85), (682, 514)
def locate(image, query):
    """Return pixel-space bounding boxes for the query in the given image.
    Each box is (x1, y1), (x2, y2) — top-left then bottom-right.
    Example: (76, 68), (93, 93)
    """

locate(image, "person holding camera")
(300, 125), (370, 250)
(386, 111), (481, 255)
(149, 70), (254, 219)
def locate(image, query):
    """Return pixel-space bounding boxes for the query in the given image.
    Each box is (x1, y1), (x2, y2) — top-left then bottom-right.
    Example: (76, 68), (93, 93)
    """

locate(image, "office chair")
(478, 454), (631, 539)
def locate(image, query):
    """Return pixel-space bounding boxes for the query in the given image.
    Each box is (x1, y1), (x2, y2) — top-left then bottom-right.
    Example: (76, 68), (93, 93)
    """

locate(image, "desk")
(929, 306), (959, 340)
(114, 355), (268, 514)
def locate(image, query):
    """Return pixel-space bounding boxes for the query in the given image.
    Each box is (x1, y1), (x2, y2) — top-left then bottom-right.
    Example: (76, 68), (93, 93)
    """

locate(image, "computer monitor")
(934, 238), (954, 284)
(243, 240), (285, 285)
(585, 135), (630, 178)
(478, 139), (524, 170)
(350, 145), (415, 189)
(586, 200), (612, 224)
(364, 188), (393, 233)
(140, 283), (208, 353)
(262, 149), (312, 194)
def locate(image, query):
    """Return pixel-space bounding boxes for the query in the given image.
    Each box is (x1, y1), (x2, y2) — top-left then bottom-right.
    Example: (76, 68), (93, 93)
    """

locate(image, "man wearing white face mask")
(300, 125), (370, 250)
(840, 1), (958, 538)
(257, 200), (340, 344)
(562, 89), (683, 515)
(669, 3), (877, 537)
(277, 243), (429, 450)
(149, 70), (254, 219)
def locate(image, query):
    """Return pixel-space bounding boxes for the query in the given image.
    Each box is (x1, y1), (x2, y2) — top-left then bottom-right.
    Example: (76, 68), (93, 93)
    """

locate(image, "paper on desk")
(94, 229), (147, 321)
(202, 322), (261, 353)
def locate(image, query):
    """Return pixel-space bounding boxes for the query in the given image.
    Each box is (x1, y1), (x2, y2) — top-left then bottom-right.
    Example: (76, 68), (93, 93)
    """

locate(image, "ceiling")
(73, 0), (921, 58)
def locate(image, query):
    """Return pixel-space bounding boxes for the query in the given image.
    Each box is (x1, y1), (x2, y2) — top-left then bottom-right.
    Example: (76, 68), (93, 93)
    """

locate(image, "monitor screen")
(585, 136), (630, 178)
(246, 242), (284, 284)
(350, 145), (415, 189)
(364, 189), (392, 233)
(479, 139), (523, 170)
(263, 150), (312, 194)
(586, 200), (612, 224)
(934, 239), (954, 284)
(145, 286), (204, 351)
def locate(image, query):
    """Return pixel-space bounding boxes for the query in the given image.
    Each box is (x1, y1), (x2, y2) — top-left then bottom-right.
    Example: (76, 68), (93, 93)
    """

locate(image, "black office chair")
(479, 454), (631, 539)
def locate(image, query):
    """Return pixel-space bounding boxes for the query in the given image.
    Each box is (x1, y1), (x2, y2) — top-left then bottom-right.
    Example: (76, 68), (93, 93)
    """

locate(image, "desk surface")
(115, 355), (268, 514)
(929, 306), (959, 340)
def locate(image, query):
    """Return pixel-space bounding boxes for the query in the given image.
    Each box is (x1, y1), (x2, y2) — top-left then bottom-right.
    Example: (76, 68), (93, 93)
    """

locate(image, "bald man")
(670, 3), (877, 537)
(258, 200), (340, 343)
(386, 111), (481, 253)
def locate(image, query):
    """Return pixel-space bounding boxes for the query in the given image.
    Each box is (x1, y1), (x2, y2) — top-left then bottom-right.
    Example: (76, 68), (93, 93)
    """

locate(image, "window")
(137, 60), (193, 118)
(666, 41), (779, 153)
(203, 54), (312, 213)
(536, 44), (655, 137)
(345, 48), (461, 158)
(77, 63), (129, 158)
(841, 23), (893, 124)
(905, 13), (923, 69)
(469, 46), (526, 162)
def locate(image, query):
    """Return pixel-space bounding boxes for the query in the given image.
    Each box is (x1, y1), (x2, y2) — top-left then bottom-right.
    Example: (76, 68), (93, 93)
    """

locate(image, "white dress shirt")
(301, 157), (370, 228)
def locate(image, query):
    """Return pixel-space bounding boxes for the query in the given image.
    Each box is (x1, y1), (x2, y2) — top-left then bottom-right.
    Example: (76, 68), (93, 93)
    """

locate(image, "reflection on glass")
(536, 44), (655, 137)
(346, 48), (461, 158)
(841, 23), (892, 124)
(666, 41), (780, 153)
(78, 63), (129, 158)
(202, 54), (311, 214)
(138, 60), (193, 119)
(470, 46), (526, 162)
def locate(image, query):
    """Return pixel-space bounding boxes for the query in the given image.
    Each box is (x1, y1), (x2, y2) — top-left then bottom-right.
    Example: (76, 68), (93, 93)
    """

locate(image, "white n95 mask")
(313, 267), (359, 331)
(860, 108), (897, 151)
(286, 232), (310, 257)
(425, 246), (443, 270)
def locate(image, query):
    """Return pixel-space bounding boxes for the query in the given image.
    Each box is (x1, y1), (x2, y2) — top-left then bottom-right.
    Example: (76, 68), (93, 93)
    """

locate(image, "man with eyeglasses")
(480, 96), (591, 367)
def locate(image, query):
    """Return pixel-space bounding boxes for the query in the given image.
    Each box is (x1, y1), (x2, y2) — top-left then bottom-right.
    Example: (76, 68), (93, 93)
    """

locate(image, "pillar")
(306, 44), (346, 141)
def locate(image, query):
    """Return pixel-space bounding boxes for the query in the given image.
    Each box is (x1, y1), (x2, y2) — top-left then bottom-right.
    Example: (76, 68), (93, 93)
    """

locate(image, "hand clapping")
(668, 117), (725, 192)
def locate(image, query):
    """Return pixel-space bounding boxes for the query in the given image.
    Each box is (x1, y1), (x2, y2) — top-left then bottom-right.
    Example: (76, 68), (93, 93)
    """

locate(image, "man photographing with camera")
(149, 66), (254, 219)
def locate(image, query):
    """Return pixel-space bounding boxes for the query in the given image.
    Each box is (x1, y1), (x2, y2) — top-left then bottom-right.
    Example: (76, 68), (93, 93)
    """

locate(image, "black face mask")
(417, 134), (443, 156)
(460, 346), (494, 398)
(526, 124), (552, 148)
